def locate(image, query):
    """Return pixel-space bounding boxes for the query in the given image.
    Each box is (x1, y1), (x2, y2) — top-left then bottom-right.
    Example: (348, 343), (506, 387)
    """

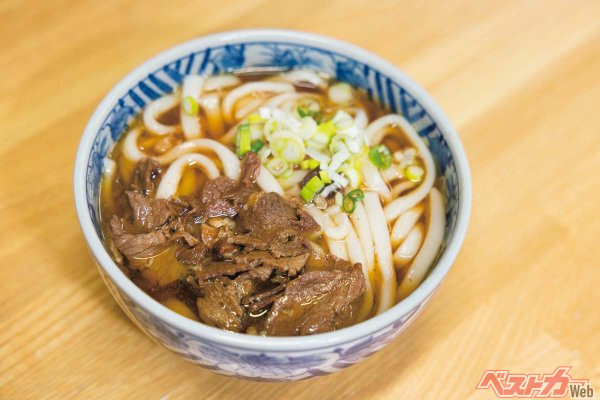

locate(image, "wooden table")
(2, 1), (599, 398)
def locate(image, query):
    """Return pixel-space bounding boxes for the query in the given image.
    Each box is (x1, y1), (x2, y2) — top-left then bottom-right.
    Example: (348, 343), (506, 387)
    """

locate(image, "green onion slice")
(405, 165), (425, 182)
(297, 107), (322, 122)
(368, 144), (392, 169)
(182, 96), (198, 115)
(247, 114), (263, 124)
(236, 123), (251, 156)
(317, 120), (337, 138)
(300, 159), (320, 170)
(319, 170), (332, 184)
(346, 188), (365, 202)
(266, 158), (288, 177)
(342, 194), (357, 214)
(342, 189), (365, 214)
(250, 139), (264, 153)
(300, 175), (324, 203)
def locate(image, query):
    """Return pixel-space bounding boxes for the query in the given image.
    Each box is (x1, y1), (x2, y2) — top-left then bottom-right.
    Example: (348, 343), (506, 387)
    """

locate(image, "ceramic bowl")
(73, 29), (471, 381)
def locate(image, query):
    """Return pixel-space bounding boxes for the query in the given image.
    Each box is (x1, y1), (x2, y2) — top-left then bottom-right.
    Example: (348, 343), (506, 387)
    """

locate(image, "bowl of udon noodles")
(74, 29), (471, 381)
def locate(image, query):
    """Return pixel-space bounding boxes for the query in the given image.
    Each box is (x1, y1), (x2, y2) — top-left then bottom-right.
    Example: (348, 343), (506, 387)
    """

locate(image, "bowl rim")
(74, 28), (472, 352)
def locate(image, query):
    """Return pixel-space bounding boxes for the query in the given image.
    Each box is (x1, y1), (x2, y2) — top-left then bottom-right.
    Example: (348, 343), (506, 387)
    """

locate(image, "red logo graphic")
(476, 367), (594, 398)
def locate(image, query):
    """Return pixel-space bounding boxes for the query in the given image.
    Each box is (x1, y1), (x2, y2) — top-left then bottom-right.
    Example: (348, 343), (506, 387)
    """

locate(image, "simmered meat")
(245, 265), (274, 281)
(130, 158), (162, 196)
(269, 235), (311, 258)
(200, 224), (219, 247)
(233, 251), (309, 277)
(200, 176), (239, 218)
(232, 267), (274, 304)
(170, 226), (198, 246)
(175, 244), (206, 266)
(108, 153), (367, 336)
(228, 228), (309, 257)
(238, 192), (319, 234)
(196, 279), (245, 332)
(213, 238), (240, 260)
(126, 191), (187, 230)
(110, 216), (169, 258)
(199, 154), (260, 219)
(193, 261), (255, 281)
(324, 254), (355, 270)
(248, 284), (286, 312)
(265, 264), (365, 336)
(239, 151), (261, 187)
(237, 192), (294, 233)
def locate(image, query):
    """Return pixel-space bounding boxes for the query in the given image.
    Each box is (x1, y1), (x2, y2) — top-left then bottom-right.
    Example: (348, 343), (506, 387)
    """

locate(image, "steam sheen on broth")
(100, 69), (445, 336)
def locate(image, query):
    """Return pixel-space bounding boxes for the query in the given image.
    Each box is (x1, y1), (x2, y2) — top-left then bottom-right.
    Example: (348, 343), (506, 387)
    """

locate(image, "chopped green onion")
(301, 159), (320, 170)
(300, 187), (314, 203)
(329, 134), (347, 154)
(250, 139), (264, 153)
(332, 110), (353, 129)
(307, 131), (330, 150)
(271, 134), (305, 164)
(298, 117), (318, 139)
(305, 175), (325, 192)
(300, 176), (324, 203)
(297, 107), (322, 121)
(346, 189), (365, 202)
(319, 170), (331, 184)
(182, 96), (198, 115)
(263, 120), (278, 138)
(368, 144), (392, 169)
(317, 120), (337, 137)
(342, 194), (357, 214)
(266, 158), (288, 177)
(405, 165), (425, 182)
(247, 114), (263, 124)
(236, 124), (251, 156)
(341, 189), (364, 214)
(249, 124), (263, 140)
(297, 107), (310, 118)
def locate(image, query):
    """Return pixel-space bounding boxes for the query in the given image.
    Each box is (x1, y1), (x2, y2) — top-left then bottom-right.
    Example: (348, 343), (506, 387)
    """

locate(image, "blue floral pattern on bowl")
(83, 39), (460, 381)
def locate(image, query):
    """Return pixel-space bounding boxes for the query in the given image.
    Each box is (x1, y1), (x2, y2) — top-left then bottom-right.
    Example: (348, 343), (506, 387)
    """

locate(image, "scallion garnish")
(342, 194), (357, 213)
(404, 165), (425, 182)
(346, 188), (365, 201)
(341, 189), (364, 214)
(319, 170), (331, 184)
(250, 139), (264, 153)
(266, 157), (288, 177)
(300, 175), (325, 203)
(297, 107), (322, 122)
(368, 144), (392, 169)
(247, 114), (264, 124)
(317, 120), (337, 137)
(182, 96), (198, 115)
(300, 159), (320, 170)
(236, 123), (251, 156)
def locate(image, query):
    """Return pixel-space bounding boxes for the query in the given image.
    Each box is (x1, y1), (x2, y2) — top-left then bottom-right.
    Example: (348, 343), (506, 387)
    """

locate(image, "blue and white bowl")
(73, 29), (472, 381)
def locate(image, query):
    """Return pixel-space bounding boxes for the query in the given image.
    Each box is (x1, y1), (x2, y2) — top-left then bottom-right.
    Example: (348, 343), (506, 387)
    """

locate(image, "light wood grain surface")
(1, 1), (599, 398)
